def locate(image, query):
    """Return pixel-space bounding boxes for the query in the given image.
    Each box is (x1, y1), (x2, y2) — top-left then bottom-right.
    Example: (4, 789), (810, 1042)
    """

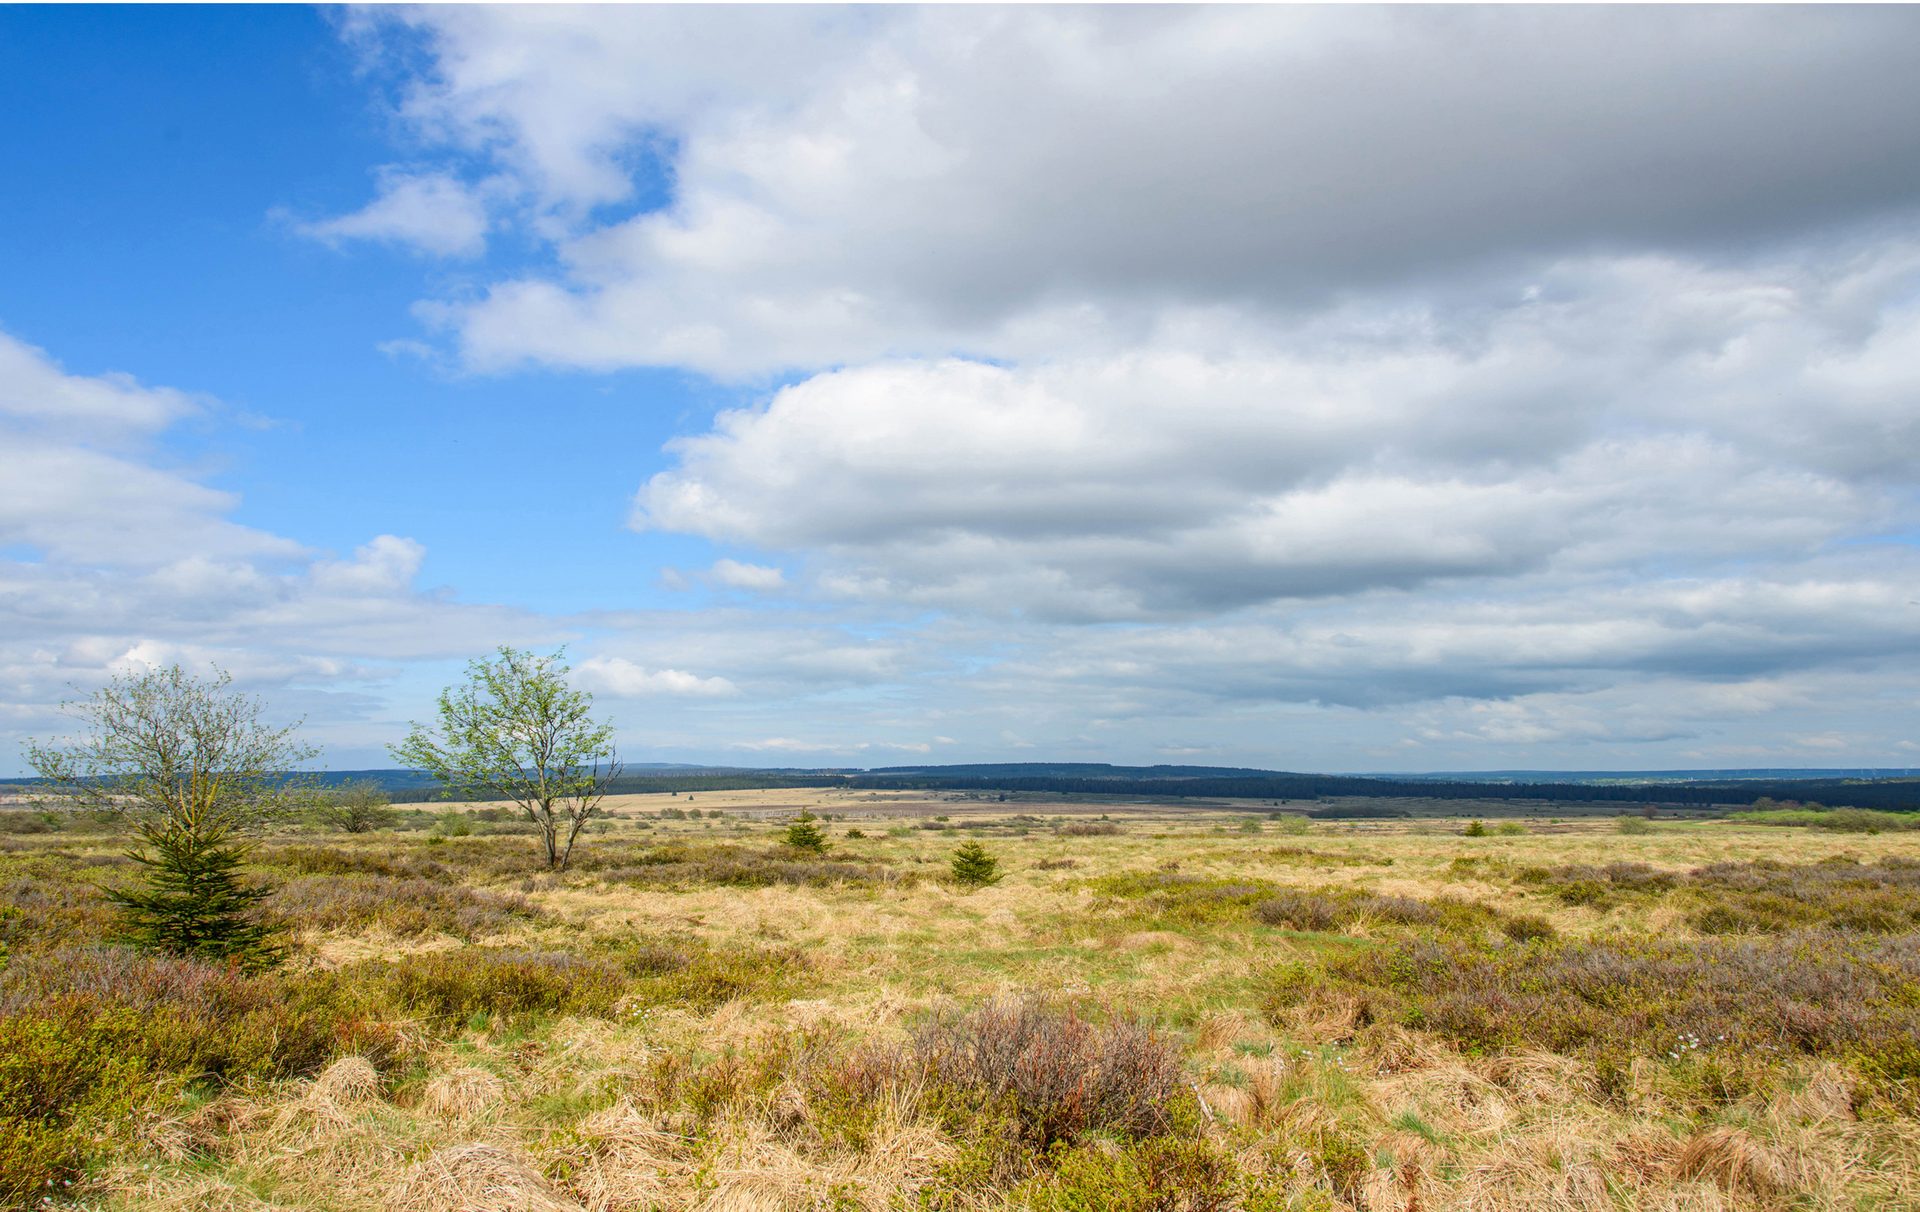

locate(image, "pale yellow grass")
(75, 805), (1920, 1211)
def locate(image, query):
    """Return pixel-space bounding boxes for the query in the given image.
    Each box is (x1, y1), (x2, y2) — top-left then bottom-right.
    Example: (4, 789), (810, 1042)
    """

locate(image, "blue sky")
(4, 6), (1919, 775)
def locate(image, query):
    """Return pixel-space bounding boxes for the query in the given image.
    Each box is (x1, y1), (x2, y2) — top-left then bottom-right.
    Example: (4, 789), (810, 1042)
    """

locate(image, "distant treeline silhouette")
(370, 761), (1920, 811)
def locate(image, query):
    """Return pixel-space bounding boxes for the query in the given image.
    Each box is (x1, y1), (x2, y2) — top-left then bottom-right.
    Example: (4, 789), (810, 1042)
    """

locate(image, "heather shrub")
(269, 844), (459, 882)
(1013, 1136), (1261, 1212)
(1518, 858), (1920, 934)
(616, 941), (807, 1011)
(0, 945), (395, 1203)
(1093, 871), (1280, 924)
(910, 1000), (1186, 1148)
(358, 948), (629, 1023)
(596, 843), (906, 889)
(266, 874), (539, 938)
(1057, 821), (1122, 837)
(1252, 888), (1508, 938)
(1262, 930), (1920, 1103)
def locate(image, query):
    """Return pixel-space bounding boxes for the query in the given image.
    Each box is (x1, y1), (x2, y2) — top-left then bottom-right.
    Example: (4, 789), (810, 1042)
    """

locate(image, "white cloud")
(349, 7), (1920, 376)
(573, 656), (737, 699)
(295, 169), (490, 258)
(705, 558), (786, 592)
(633, 252), (1915, 620)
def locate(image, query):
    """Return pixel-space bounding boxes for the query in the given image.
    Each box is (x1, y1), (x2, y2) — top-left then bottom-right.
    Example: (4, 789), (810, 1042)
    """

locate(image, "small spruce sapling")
(784, 810), (831, 854)
(951, 840), (1002, 888)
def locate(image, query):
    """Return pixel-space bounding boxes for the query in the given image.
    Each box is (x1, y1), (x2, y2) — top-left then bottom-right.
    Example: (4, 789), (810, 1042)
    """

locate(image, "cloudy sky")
(4, 5), (1919, 775)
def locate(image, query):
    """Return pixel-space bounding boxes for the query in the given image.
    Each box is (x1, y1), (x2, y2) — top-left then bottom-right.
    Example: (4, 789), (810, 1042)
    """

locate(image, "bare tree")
(391, 647), (622, 870)
(321, 780), (397, 833)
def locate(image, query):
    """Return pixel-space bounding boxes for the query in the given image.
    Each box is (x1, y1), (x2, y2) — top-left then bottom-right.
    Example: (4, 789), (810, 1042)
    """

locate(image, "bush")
(782, 811), (831, 854)
(107, 820), (281, 968)
(1261, 930), (1920, 1102)
(1057, 822), (1122, 837)
(0, 945), (395, 1202)
(362, 948), (629, 1023)
(266, 874), (538, 938)
(952, 841), (1003, 888)
(1462, 821), (1487, 837)
(911, 1000), (1185, 1148)
(1729, 807), (1920, 833)
(1616, 815), (1654, 835)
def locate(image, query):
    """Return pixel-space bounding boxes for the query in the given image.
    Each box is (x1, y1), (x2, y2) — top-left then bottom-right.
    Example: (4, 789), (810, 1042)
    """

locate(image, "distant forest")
(353, 761), (1920, 811)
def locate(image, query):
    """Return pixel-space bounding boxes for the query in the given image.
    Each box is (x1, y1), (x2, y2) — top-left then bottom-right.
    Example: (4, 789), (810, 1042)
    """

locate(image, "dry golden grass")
(15, 797), (1920, 1211)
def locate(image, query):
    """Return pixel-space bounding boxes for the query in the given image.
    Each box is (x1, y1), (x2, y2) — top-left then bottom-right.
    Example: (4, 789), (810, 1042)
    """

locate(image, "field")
(5, 791), (1920, 1210)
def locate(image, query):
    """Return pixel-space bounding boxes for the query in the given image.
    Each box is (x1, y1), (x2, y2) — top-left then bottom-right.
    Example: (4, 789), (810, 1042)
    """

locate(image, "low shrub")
(1729, 807), (1920, 833)
(1261, 930), (1920, 1104)
(1252, 889), (1511, 938)
(1057, 822), (1122, 837)
(1092, 871), (1279, 924)
(911, 1000), (1186, 1149)
(596, 843), (907, 890)
(266, 874), (539, 938)
(359, 948), (629, 1023)
(0, 945), (398, 1203)
(1516, 858), (1920, 933)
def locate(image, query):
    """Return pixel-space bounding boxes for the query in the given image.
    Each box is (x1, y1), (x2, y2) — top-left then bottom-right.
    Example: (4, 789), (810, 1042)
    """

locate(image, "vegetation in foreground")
(3, 793), (1920, 1211)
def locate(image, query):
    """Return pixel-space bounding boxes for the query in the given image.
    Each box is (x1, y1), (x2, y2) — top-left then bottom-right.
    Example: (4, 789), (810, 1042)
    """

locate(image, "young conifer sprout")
(392, 647), (622, 871)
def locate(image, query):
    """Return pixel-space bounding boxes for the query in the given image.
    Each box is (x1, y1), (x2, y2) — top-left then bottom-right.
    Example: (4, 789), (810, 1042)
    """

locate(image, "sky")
(3, 5), (1919, 776)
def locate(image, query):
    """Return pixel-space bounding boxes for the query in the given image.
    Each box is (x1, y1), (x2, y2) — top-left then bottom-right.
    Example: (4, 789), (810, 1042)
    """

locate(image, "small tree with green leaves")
(783, 810), (830, 854)
(951, 840), (1002, 888)
(1463, 820), (1487, 837)
(392, 647), (621, 871)
(26, 664), (311, 966)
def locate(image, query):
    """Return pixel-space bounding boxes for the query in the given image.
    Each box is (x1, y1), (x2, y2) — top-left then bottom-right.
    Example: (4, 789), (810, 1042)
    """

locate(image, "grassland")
(4, 790), (1920, 1210)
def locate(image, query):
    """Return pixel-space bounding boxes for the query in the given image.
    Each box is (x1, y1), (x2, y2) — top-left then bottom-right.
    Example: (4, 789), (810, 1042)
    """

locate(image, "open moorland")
(5, 792), (1920, 1211)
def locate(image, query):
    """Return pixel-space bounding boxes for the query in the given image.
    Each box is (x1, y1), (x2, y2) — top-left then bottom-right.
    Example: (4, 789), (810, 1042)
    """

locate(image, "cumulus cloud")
(350, 6), (1920, 375)
(295, 169), (491, 258)
(573, 656), (737, 699)
(635, 252), (1916, 620)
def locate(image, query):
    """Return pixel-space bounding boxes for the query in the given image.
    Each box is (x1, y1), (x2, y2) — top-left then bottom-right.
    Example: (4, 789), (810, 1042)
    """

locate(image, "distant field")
(4, 801), (1919, 1209)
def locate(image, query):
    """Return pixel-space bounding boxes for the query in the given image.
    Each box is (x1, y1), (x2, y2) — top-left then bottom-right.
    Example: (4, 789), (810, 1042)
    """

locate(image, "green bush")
(951, 841), (1003, 888)
(782, 811), (831, 854)
(360, 948), (629, 1023)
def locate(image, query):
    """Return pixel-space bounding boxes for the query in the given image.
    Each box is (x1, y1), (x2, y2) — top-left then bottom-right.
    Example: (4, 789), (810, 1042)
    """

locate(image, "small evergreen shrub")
(951, 841), (1003, 888)
(782, 811), (831, 854)
(107, 821), (281, 968)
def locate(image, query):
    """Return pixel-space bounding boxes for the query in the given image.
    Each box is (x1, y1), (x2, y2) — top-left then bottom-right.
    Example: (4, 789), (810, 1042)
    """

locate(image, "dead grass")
(12, 800), (1920, 1211)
